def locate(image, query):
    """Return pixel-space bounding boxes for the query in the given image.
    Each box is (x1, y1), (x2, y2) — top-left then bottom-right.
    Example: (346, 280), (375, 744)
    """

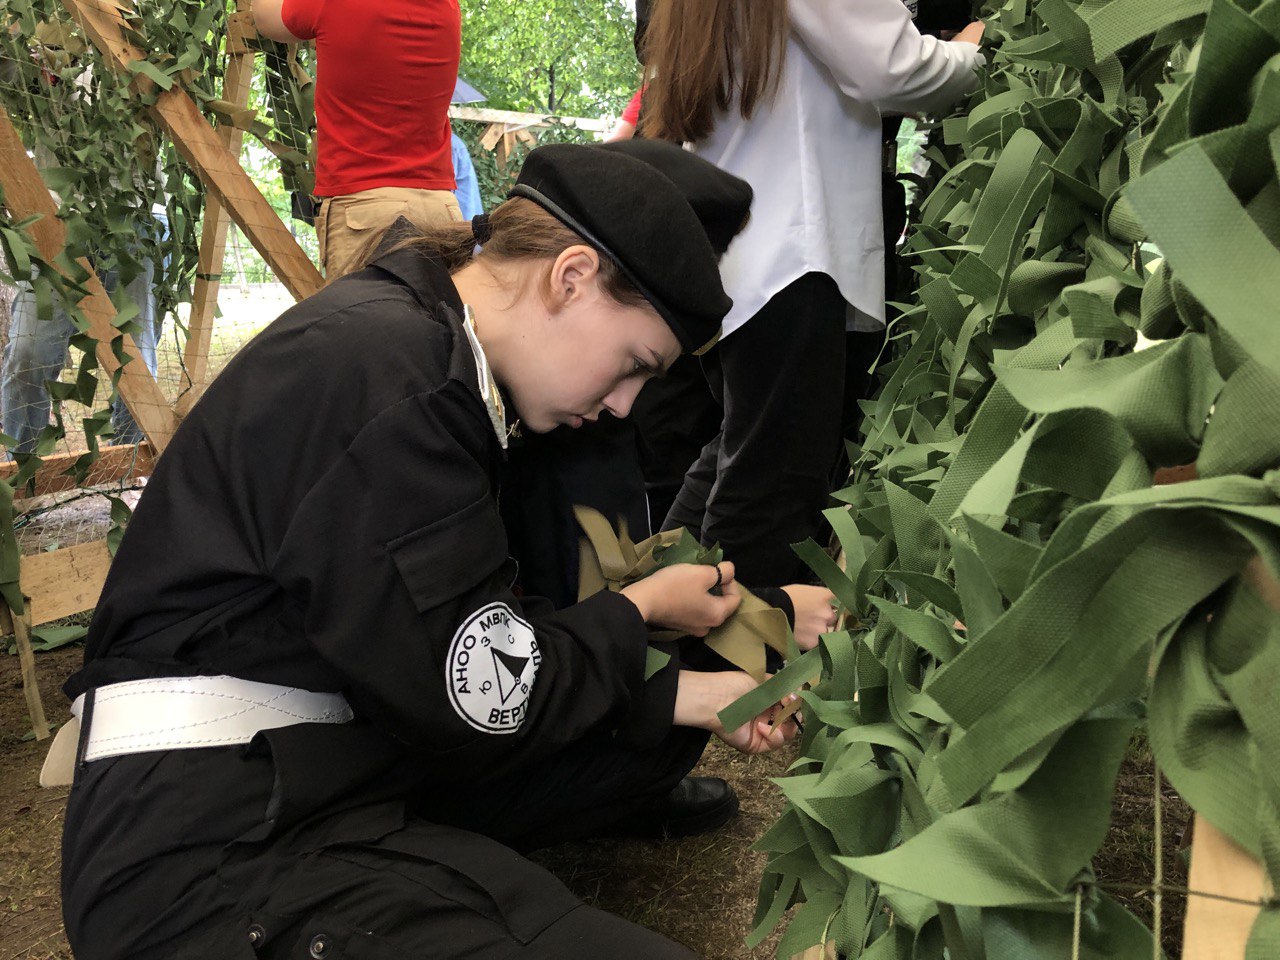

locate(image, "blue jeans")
(2, 216), (165, 456)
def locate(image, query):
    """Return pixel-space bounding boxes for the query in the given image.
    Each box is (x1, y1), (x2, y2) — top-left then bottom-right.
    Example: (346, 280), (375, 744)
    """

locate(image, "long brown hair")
(355, 197), (648, 309)
(640, 0), (789, 144)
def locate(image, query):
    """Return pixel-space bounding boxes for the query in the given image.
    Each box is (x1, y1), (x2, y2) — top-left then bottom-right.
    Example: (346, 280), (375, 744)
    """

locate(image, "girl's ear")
(548, 244), (601, 308)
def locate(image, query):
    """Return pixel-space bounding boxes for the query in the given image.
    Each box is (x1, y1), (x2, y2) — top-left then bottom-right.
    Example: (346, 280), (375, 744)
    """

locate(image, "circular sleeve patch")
(446, 602), (541, 734)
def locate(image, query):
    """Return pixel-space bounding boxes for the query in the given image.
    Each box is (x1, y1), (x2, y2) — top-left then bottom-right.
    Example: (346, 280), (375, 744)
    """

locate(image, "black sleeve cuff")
(753, 585), (795, 627)
(618, 637), (681, 749)
(562, 590), (679, 750)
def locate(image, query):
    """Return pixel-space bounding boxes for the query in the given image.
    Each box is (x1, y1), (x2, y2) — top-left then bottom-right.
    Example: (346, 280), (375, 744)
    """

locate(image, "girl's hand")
(622, 561), (741, 637)
(673, 671), (801, 756)
(717, 702), (801, 754)
(781, 584), (839, 651)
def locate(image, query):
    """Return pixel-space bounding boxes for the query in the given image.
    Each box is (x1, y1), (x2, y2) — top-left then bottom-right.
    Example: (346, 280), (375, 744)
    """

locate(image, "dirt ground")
(0, 645), (792, 960)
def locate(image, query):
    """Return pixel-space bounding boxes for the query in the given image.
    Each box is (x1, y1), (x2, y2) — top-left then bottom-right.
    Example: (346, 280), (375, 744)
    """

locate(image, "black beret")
(509, 140), (753, 353)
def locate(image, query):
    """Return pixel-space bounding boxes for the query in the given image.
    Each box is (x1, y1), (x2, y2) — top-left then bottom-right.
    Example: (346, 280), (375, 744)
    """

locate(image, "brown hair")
(355, 197), (649, 309)
(640, 0), (789, 144)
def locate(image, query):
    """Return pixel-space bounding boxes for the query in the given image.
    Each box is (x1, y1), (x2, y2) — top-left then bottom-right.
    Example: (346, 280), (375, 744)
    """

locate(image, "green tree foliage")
(459, 0), (640, 117)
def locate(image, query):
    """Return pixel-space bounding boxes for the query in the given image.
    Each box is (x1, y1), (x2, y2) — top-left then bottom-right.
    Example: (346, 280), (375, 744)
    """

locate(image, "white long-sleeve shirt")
(693, 0), (985, 336)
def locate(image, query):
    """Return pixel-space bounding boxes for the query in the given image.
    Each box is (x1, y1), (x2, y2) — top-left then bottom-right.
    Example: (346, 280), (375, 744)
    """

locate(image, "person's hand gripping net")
(621, 559), (742, 636)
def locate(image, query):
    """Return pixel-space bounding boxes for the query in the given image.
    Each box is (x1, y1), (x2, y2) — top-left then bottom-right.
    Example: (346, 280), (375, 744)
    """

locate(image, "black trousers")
(664, 273), (848, 587)
(501, 415), (652, 609)
(630, 353), (722, 526)
(235, 728), (711, 960)
(64, 724), (708, 960)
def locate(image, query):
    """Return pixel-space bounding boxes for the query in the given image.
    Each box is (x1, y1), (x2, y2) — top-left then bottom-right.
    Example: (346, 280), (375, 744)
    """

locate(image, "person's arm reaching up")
(789, 0), (986, 115)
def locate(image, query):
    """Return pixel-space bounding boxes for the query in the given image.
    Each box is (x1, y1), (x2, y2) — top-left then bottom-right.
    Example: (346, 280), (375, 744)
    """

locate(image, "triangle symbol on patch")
(492, 648), (529, 704)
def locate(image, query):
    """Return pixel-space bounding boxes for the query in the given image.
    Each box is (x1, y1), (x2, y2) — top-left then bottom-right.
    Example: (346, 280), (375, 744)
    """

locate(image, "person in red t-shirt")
(253, 0), (463, 279)
(605, 85), (645, 142)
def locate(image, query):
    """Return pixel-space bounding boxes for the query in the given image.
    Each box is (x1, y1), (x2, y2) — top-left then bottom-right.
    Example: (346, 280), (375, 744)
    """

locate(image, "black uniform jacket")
(61, 245), (681, 956)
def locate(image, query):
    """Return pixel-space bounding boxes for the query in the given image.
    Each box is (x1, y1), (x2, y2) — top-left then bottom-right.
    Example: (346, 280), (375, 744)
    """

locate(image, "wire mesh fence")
(0, 1), (313, 553)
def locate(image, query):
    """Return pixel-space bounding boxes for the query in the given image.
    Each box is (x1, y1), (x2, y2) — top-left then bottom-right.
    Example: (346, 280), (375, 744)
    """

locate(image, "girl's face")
(496, 251), (683, 434)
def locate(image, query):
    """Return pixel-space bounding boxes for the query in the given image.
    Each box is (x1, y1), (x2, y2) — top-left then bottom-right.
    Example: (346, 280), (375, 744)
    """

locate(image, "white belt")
(70, 675), (353, 763)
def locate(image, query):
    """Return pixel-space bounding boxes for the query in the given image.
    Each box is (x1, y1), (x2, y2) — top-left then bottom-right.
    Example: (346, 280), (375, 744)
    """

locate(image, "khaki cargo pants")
(317, 186), (463, 281)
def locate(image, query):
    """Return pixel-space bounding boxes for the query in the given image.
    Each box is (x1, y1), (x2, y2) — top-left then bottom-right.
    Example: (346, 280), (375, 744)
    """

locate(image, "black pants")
(501, 415), (651, 609)
(409, 725), (710, 852)
(64, 724), (707, 960)
(630, 353), (722, 526)
(664, 273), (848, 587)
(234, 729), (711, 960)
(223, 820), (700, 960)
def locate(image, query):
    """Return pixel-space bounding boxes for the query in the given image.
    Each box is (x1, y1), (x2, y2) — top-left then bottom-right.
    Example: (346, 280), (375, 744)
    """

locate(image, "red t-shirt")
(282, 0), (461, 197)
(621, 86), (645, 126)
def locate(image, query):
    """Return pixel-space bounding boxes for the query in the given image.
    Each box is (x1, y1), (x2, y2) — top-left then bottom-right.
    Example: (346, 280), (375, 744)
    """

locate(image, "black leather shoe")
(620, 777), (740, 840)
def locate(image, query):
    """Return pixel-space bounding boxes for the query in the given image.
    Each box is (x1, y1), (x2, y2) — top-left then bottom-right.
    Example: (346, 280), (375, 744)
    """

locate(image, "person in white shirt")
(642, 0), (985, 586)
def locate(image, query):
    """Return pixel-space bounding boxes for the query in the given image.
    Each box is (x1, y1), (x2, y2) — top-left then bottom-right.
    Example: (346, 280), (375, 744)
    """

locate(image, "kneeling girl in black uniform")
(57, 141), (815, 960)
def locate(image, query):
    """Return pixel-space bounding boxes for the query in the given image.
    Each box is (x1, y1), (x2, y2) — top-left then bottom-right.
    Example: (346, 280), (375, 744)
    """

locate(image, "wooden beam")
(0, 442), (156, 500)
(1178, 556), (1280, 956)
(1182, 815), (1269, 959)
(0, 603), (51, 741)
(449, 104), (610, 133)
(791, 942), (837, 960)
(18, 539), (112, 627)
(61, 0), (323, 302)
(0, 108), (179, 452)
(176, 0), (257, 418)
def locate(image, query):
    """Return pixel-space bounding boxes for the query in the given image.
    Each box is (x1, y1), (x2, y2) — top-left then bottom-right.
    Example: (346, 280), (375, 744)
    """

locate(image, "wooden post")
(1181, 557), (1278, 958)
(1182, 815), (1269, 959)
(176, 0), (257, 418)
(791, 942), (837, 960)
(61, 0), (323, 302)
(0, 538), (117, 738)
(495, 131), (517, 170)
(448, 104), (610, 134)
(0, 108), (179, 452)
(1, 601), (52, 741)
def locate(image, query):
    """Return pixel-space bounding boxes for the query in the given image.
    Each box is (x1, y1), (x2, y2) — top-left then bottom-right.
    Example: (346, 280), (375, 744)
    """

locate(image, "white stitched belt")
(71, 675), (354, 763)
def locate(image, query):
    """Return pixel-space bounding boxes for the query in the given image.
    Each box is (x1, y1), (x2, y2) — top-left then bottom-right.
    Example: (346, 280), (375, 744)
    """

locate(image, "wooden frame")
(176, 0), (257, 417)
(0, 109), (179, 451)
(0, 443), (157, 499)
(1182, 815), (1270, 959)
(449, 105), (609, 168)
(2, 0), (323, 737)
(1179, 556), (1279, 958)
(61, 0), (323, 301)
(448, 104), (610, 133)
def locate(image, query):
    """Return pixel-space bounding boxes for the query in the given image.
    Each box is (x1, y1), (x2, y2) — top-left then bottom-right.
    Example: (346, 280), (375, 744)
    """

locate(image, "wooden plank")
(0, 442), (156, 500)
(1180, 559), (1276, 958)
(0, 108), (179, 452)
(1182, 814), (1269, 959)
(449, 104), (610, 132)
(176, 0), (257, 417)
(791, 942), (837, 960)
(61, 0), (324, 303)
(19, 539), (112, 627)
(0, 603), (52, 741)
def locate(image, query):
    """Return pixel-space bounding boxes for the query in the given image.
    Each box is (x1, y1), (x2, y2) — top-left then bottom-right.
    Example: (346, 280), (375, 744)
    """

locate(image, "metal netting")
(0, 0), (317, 551)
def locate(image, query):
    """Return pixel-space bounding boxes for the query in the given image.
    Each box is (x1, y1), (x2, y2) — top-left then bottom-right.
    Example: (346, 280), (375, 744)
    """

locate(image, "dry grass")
(1095, 736), (1192, 957)
(531, 744), (792, 958)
